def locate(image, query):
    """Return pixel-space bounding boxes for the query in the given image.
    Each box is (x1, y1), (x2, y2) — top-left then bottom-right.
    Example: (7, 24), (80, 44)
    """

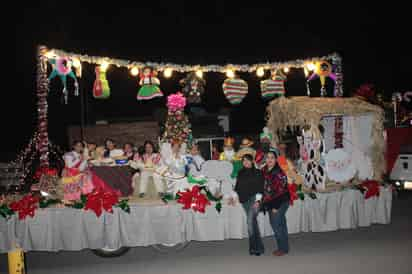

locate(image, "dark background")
(7, 2), (411, 161)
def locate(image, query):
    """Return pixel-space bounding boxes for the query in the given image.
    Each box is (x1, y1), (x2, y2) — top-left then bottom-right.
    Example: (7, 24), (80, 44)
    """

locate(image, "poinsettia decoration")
(177, 185), (211, 213)
(353, 84), (376, 102)
(358, 180), (380, 199)
(288, 183), (305, 206)
(9, 194), (40, 220)
(84, 188), (120, 217)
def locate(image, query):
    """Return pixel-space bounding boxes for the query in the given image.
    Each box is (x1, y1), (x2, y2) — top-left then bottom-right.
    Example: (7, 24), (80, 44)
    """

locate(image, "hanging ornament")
(48, 57), (79, 104)
(260, 69), (286, 100)
(307, 60), (337, 97)
(317, 61), (334, 96)
(179, 72), (206, 104)
(93, 65), (110, 99)
(137, 66), (163, 100)
(222, 75), (248, 105)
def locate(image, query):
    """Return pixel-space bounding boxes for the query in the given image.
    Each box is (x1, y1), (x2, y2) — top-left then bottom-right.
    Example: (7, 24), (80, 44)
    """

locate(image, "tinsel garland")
(331, 54), (343, 97)
(50, 48), (342, 73)
(37, 46), (50, 168)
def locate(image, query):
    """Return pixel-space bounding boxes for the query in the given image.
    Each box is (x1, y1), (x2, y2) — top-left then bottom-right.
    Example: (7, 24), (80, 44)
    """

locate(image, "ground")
(1, 192), (411, 274)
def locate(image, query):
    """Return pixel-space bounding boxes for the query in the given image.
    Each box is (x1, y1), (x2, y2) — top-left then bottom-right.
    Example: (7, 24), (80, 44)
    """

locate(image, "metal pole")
(79, 75), (85, 141)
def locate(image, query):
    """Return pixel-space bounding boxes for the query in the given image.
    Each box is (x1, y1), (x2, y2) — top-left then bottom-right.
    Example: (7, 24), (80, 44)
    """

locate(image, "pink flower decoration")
(167, 93), (186, 112)
(56, 57), (72, 75)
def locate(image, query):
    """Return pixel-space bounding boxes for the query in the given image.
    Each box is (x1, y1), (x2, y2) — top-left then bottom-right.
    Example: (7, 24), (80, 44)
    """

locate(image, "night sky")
(8, 2), (411, 161)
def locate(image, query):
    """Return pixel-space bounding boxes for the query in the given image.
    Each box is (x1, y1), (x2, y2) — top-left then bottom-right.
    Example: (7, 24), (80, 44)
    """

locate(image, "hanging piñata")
(222, 76), (248, 105)
(308, 60), (336, 97)
(93, 65), (110, 99)
(180, 72), (206, 104)
(137, 66), (163, 100)
(48, 57), (79, 104)
(260, 69), (286, 100)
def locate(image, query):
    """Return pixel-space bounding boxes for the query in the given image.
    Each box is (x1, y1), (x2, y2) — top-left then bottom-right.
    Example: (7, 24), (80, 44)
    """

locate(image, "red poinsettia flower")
(177, 186), (211, 213)
(360, 180), (380, 199)
(354, 84), (376, 102)
(288, 183), (298, 206)
(9, 194), (40, 220)
(84, 189), (119, 217)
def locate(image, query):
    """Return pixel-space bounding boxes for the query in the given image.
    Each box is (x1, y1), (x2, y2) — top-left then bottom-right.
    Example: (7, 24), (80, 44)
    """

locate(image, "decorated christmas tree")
(162, 93), (192, 144)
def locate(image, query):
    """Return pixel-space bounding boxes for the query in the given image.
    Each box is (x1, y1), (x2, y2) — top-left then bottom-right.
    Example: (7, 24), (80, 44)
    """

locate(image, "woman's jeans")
(242, 198), (264, 254)
(269, 201), (289, 253)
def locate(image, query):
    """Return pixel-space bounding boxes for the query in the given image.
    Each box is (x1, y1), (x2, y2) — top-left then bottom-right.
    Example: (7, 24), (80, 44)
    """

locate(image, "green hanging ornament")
(93, 65), (110, 99)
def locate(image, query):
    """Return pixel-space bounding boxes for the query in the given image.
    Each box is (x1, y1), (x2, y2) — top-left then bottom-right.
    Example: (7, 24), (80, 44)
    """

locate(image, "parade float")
(0, 46), (393, 259)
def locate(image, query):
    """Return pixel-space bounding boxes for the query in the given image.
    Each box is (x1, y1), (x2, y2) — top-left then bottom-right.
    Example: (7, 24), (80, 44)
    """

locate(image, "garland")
(49, 48), (342, 73)
(0, 189), (130, 220)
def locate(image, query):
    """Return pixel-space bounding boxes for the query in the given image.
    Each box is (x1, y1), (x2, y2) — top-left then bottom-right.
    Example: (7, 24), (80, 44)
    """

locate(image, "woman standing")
(234, 154), (265, 256)
(261, 148), (290, 256)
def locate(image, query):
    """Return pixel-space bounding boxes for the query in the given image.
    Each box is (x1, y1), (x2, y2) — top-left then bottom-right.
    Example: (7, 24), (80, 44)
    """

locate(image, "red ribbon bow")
(288, 183), (298, 206)
(84, 189), (119, 217)
(360, 180), (380, 199)
(177, 186), (211, 213)
(9, 194), (40, 220)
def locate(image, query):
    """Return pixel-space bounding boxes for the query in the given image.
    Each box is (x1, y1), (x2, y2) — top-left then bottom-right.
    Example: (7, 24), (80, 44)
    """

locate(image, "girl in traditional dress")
(62, 141), (94, 201)
(137, 66), (163, 100)
(132, 141), (164, 198)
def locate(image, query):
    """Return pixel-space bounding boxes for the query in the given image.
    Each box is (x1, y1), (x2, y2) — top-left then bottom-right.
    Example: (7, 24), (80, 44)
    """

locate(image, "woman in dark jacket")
(261, 148), (290, 256)
(234, 154), (265, 256)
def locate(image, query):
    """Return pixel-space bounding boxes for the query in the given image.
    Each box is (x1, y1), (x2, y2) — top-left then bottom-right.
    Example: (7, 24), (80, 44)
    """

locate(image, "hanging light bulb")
(256, 67), (265, 77)
(130, 67), (139, 76)
(226, 69), (235, 78)
(72, 58), (82, 77)
(100, 62), (109, 72)
(44, 50), (55, 59)
(72, 58), (81, 68)
(195, 70), (203, 78)
(283, 67), (289, 73)
(307, 63), (316, 71)
(164, 68), (173, 78)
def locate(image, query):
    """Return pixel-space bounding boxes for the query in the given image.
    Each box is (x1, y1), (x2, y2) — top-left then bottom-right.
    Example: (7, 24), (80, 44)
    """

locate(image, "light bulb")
(72, 58), (81, 68)
(307, 63), (316, 71)
(164, 68), (173, 78)
(130, 67), (139, 76)
(304, 68), (309, 77)
(226, 69), (235, 78)
(256, 67), (265, 77)
(283, 67), (289, 73)
(44, 50), (55, 59)
(100, 62), (109, 72)
(195, 70), (203, 78)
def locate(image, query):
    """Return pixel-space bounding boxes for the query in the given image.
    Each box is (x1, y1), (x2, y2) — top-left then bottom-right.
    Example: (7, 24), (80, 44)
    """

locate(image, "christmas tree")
(163, 93), (192, 144)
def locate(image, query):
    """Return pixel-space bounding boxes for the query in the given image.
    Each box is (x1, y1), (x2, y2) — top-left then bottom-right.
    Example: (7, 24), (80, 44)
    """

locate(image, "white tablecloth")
(0, 187), (392, 253)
